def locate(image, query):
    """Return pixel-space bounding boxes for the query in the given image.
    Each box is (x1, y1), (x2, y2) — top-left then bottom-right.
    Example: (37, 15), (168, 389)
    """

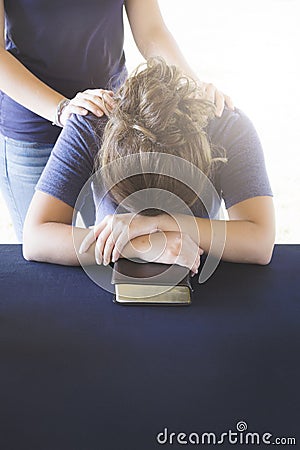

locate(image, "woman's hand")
(199, 82), (234, 117)
(126, 231), (203, 274)
(79, 213), (160, 265)
(60, 88), (115, 126)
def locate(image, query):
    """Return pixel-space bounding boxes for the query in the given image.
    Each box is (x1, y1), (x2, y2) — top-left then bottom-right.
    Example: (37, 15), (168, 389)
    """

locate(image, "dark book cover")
(111, 258), (192, 305)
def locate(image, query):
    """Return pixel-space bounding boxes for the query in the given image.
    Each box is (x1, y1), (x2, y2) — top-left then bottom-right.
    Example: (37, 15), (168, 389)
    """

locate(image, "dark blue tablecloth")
(0, 245), (299, 450)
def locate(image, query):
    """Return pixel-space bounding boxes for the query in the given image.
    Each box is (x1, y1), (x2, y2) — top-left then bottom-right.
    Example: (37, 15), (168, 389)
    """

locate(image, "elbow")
(22, 235), (36, 262)
(253, 239), (275, 266)
(255, 251), (273, 266)
(22, 245), (30, 261)
(22, 226), (30, 261)
(249, 219), (276, 265)
(22, 243), (35, 262)
(22, 220), (40, 262)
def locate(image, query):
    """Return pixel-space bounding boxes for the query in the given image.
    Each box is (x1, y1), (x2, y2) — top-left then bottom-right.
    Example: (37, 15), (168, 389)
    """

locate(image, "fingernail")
(79, 245), (85, 254)
(112, 252), (119, 263)
(97, 110), (103, 117)
(96, 256), (102, 265)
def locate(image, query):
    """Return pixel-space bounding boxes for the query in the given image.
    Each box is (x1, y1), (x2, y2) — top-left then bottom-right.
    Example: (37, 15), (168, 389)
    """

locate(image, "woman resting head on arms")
(23, 58), (275, 271)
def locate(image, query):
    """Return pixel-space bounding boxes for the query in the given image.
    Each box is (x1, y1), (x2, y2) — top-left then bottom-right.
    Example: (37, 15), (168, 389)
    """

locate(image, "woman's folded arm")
(22, 191), (201, 271)
(23, 192), (95, 265)
(155, 196), (275, 265)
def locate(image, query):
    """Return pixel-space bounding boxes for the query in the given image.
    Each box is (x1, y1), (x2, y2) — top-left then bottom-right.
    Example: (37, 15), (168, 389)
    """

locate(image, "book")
(111, 258), (192, 305)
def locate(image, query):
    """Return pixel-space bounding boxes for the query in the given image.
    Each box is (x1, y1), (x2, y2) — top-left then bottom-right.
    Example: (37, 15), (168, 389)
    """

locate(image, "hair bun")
(96, 57), (226, 211)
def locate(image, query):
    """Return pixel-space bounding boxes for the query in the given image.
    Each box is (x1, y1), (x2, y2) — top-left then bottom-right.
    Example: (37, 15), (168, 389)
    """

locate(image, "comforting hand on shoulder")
(199, 81), (234, 117)
(59, 89), (115, 126)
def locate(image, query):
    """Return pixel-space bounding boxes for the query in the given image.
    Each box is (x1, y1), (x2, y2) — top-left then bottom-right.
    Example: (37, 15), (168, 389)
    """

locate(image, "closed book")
(111, 258), (192, 305)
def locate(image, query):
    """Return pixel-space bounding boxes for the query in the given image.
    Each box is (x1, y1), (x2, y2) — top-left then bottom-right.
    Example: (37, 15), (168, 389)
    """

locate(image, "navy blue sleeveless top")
(0, 0), (127, 143)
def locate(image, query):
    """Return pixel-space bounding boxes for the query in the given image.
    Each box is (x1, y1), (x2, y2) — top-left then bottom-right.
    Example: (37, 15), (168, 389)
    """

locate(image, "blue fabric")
(0, 133), (96, 239)
(36, 108), (273, 223)
(0, 134), (53, 241)
(0, 0), (126, 143)
(0, 244), (299, 450)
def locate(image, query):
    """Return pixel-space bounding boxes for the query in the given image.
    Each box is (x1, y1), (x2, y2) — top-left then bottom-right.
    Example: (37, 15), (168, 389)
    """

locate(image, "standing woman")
(0, 0), (232, 241)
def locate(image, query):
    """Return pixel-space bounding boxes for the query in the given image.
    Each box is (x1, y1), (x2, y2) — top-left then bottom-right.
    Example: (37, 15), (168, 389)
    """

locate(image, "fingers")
(79, 220), (108, 254)
(86, 224), (128, 266)
(169, 233), (203, 274)
(95, 224), (114, 265)
(191, 247), (203, 274)
(64, 89), (115, 123)
(214, 90), (225, 118)
(201, 82), (234, 117)
(85, 89), (115, 112)
(86, 89), (115, 110)
(79, 229), (94, 254)
(224, 94), (234, 110)
(79, 219), (113, 265)
(79, 213), (134, 266)
(111, 214), (157, 262)
(79, 215), (204, 270)
(202, 82), (215, 104)
(203, 83), (224, 117)
(100, 225), (133, 266)
(70, 91), (109, 117)
(111, 231), (130, 263)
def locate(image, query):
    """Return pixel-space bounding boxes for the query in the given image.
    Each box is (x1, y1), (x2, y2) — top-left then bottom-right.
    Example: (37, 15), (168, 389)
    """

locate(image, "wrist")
(121, 235), (151, 260)
(52, 98), (70, 127)
(157, 213), (178, 232)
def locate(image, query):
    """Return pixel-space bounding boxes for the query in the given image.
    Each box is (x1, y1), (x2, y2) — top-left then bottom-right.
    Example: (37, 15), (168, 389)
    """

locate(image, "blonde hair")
(96, 57), (226, 214)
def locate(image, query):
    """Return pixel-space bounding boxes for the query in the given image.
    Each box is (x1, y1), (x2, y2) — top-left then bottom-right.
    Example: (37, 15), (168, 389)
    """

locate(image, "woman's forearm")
(23, 211), (274, 267)
(0, 48), (64, 122)
(138, 27), (199, 81)
(156, 214), (274, 265)
(23, 222), (142, 266)
(195, 218), (274, 264)
(125, 0), (199, 82)
(23, 223), (96, 265)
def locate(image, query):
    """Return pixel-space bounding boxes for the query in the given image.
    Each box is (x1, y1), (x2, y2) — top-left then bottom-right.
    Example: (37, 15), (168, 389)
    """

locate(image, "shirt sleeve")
(36, 113), (106, 208)
(208, 108), (273, 209)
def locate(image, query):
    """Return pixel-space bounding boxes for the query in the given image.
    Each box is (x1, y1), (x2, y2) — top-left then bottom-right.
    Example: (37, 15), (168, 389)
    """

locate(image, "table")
(0, 245), (299, 450)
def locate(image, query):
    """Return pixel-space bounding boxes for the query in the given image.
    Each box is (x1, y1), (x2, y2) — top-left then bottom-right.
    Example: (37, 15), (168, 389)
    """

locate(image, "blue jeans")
(0, 133), (96, 242)
(0, 134), (53, 242)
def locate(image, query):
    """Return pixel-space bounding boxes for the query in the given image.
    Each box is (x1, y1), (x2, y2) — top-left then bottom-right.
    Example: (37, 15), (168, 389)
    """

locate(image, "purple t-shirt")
(36, 108), (273, 223)
(0, 0), (126, 143)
